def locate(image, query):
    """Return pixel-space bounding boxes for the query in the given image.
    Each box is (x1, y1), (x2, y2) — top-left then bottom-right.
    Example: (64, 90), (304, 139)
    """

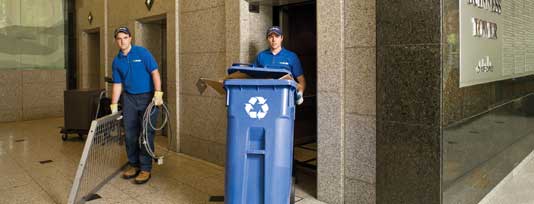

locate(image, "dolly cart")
(60, 89), (111, 140)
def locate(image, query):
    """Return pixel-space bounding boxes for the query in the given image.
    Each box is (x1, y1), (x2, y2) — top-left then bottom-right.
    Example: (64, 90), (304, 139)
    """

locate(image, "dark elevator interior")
(273, 0), (318, 198)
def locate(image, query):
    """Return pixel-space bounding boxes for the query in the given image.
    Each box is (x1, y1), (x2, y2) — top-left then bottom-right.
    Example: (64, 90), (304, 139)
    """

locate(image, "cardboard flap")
(200, 78), (225, 95)
(278, 74), (294, 81)
(224, 71), (250, 80)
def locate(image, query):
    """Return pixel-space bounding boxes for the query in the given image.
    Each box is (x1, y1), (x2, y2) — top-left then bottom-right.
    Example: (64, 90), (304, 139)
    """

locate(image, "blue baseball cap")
(114, 26), (131, 38)
(266, 26), (282, 37)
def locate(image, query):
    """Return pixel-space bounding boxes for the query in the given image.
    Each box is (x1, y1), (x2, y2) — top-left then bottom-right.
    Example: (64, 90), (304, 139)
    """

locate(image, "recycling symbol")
(245, 96), (269, 119)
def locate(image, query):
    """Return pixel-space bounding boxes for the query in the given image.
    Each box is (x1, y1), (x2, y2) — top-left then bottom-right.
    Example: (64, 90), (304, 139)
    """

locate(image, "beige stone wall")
(316, 0), (376, 203)
(178, 0), (227, 165)
(343, 0), (376, 203)
(0, 69), (65, 122)
(177, 0), (273, 166)
(238, 1), (271, 63)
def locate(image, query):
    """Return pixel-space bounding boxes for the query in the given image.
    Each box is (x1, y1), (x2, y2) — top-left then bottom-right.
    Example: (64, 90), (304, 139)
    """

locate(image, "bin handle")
(264, 64), (290, 70)
(226, 89), (230, 107)
(231, 63), (254, 67)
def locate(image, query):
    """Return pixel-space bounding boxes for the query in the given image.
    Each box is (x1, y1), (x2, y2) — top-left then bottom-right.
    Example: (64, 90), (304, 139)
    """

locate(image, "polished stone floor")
(0, 117), (323, 204)
(443, 110), (534, 204)
(479, 148), (534, 204)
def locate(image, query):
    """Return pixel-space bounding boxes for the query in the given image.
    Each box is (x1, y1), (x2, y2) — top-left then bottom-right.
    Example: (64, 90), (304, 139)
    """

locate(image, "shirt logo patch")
(279, 61), (289, 65)
(132, 59), (142, 62)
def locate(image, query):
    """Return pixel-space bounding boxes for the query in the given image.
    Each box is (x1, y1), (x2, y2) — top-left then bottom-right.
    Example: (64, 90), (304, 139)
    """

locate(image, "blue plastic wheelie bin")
(224, 65), (297, 204)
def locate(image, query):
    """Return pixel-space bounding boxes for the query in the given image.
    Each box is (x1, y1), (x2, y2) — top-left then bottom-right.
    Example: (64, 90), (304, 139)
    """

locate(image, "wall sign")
(460, 0), (534, 87)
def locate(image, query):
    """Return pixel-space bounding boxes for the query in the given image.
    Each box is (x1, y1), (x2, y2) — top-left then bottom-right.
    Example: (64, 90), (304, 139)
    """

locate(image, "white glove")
(110, 104), (118, 114)
(296, 91), (304, 105)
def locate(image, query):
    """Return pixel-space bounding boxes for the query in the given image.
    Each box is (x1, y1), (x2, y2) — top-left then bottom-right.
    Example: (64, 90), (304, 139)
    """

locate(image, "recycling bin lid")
(227, 66), (292, 79)
(224, 78), (296, 88)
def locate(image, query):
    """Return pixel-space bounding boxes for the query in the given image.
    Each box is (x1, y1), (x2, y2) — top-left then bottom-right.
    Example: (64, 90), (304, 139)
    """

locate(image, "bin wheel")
(61, 134), (68, 141)
(290, 177), (295, 204)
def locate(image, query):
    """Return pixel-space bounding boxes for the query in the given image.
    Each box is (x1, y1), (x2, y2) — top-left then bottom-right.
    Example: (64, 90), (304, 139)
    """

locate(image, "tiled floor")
(0, 117), (323, 204)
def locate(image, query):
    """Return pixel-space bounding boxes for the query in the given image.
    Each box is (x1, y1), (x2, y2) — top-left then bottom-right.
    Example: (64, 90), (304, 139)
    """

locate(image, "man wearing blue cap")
(110, 26), (163, 184)
(253, 26), (306, 105)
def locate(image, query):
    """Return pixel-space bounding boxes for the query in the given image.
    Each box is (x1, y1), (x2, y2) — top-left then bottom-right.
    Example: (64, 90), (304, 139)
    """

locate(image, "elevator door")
(84, 31), (100, 89)
(136, 18), (169, 144)
(275, 1), (317, 148)
(274, 1), (318, 197)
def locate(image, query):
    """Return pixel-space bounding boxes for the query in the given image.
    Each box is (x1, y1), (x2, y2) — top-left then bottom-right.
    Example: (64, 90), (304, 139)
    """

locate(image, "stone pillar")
(317, 0), (345, 203)
(376, 0), (442, 203)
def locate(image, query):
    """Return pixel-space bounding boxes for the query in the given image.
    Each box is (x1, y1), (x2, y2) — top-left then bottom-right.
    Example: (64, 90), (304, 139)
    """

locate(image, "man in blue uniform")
(110, 26), (163, 184)
(253, 26), (306, 105)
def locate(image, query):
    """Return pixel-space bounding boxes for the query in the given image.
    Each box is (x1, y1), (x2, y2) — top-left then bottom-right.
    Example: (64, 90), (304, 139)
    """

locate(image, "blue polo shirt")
(253, 47), (304, 78)
(112, 45), (158, 94)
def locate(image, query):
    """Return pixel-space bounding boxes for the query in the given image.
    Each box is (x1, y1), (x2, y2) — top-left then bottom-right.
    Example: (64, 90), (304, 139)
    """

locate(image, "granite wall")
(178, 0), (228, 165)
(316, 0), (345, 202)
(376, 0), (534, 203)
(178, 0), (274, 167)
(442, 0), (534, 203)
(0, 69), (66, 122)
(343, 0), (376, 203)
(376, 0), (442, 203)
(238, 1), (271, 63)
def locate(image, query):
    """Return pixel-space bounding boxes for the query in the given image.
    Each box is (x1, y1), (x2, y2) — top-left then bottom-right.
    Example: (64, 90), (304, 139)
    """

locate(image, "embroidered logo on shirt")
(280, 61), (289, 65)
(132, 59), (142, 62)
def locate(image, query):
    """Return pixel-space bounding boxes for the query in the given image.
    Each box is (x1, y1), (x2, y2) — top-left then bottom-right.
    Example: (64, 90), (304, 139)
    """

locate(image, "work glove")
(110, 104), (118, 114)
(296, 91), (304, 105)
(153, 91), (164, 106)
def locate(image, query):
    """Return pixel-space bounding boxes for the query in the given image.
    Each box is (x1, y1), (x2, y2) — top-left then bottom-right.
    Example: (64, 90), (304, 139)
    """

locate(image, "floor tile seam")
(108, 182), (159, 200)
(167, 168), (219, 182)
(163, 175), (216, 197)
(152, 144), (224, 174)
(8, 148), (76, 174)
(173, 152), (224, 171)
(0, 182), (32, 192)
(9, 153), (59, 204)
(105, 179), (140, 202)
(126, 178), (210, 202)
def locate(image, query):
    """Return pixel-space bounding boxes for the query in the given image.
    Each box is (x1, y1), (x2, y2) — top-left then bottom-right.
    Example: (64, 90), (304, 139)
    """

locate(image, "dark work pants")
(122, 92), (159, 172)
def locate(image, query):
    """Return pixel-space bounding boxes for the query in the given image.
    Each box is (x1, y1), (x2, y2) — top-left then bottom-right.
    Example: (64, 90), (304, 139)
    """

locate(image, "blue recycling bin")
(224, 66), (297, 204)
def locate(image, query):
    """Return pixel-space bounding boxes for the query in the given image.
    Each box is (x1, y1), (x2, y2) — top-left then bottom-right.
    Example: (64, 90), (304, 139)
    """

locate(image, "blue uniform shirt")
(253, 47), (304, 78)
(112, 45), (158, 94)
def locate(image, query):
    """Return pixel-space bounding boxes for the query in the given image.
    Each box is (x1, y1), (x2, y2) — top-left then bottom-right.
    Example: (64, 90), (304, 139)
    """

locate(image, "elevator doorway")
(136, 16), (169, 149)
(274, 0), (318, 199)
(82, 30), (101, 89)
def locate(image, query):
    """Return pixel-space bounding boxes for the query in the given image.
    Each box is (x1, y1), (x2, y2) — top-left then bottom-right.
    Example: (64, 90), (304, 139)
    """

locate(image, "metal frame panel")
(68, 112), (127, 204)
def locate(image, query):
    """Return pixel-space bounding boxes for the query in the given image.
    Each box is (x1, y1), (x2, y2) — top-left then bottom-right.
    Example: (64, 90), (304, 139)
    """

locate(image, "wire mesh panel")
(68, 113), (127, 204)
